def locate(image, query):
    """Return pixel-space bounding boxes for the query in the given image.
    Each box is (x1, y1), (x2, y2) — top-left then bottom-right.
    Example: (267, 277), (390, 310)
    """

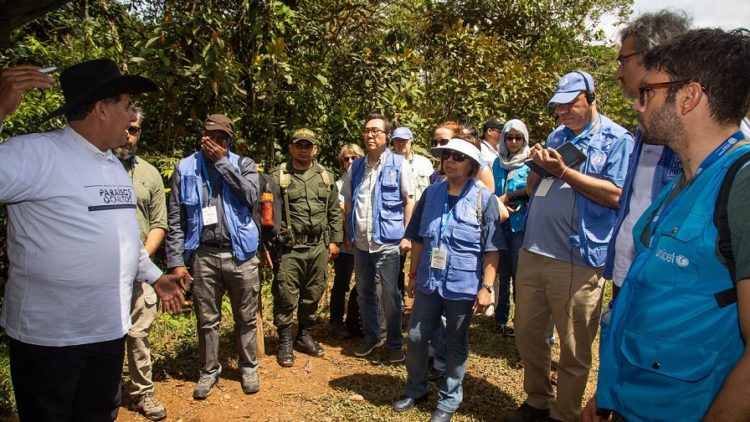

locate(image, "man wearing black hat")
(0, 58), (185, 422)
(165, 114), (262, 399)
(270, 128), (342, 367)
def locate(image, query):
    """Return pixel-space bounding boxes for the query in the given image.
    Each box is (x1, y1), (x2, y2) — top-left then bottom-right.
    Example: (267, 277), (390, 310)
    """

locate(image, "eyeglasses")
(127, 126), (141, 135)
(616, 50), (642, 67)
(362, 128), (386, 137)
(638, 80), (688, 105)
(505, 135), (524, 142)
(341, 156), (358, 162)
(441, 150), (468, 162)
(433, 138), (450, 147)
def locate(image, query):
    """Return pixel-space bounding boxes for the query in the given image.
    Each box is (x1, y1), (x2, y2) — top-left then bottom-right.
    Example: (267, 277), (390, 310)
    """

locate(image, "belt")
(294, 232), (323, 245)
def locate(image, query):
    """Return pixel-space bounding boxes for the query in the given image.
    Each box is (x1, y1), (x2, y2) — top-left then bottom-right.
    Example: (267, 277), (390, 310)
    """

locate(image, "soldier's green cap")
(291, 128), (317, 144)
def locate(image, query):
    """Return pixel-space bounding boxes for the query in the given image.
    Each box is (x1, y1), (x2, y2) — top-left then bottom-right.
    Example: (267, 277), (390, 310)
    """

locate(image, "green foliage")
(0, 342), (14, 415)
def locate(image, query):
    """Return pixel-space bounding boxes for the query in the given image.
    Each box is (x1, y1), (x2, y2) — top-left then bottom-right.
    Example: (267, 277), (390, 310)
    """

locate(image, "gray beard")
(113, 143), (137, 164)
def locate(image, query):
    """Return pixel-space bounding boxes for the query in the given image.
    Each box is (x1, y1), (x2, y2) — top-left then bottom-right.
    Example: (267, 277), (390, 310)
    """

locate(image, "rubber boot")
(277, 326), (294, 367)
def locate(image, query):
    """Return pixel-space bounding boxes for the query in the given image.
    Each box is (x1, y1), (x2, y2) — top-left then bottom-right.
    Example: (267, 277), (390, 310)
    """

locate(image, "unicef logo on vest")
(655, 248), (690, 267)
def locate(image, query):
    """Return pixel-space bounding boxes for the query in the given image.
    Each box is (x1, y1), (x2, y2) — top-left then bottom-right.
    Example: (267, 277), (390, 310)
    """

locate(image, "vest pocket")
(445, 252), (480, 294)
(621, 327), (718, 382)
(450, 226), (481, 251)
(181, 175), (200, 205)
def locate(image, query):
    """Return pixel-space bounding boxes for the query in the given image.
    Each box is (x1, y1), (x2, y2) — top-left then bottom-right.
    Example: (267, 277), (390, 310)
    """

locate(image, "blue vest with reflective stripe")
(596, 144), (750, 421)
(415, 180), (492, 300)
(178, 151), (259, 262)
(348, 149), (405, 245)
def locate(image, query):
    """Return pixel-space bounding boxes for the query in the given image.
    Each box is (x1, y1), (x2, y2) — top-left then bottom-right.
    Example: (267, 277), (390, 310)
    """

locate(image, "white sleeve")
(137, 243), (163, 284)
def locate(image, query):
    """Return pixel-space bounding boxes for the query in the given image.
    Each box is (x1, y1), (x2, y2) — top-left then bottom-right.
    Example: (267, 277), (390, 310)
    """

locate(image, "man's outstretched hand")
(153, 273), (188, 313)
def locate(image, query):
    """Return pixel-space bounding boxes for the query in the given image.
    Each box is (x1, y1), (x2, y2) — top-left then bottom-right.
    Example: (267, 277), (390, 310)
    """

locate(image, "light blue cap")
(547, 71), (595, 107)
(392, 126), (413, 140)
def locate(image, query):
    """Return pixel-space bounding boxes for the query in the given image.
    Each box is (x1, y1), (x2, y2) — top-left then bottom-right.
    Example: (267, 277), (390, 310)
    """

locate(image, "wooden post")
(256, 294), (265, 355)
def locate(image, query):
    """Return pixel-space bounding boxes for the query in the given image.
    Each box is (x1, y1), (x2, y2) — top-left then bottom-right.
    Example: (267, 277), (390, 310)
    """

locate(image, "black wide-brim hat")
(41, 58), (157, 122)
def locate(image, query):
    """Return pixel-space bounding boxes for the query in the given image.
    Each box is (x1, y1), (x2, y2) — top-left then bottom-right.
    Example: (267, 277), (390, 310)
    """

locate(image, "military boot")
(295, 326), (325, 357)
(277, 326), (295, 367)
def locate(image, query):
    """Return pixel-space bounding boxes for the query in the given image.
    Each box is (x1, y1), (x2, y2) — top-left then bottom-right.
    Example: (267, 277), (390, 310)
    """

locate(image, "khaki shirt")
(126, 156), (168, 242)
(273, 162), (343, 244)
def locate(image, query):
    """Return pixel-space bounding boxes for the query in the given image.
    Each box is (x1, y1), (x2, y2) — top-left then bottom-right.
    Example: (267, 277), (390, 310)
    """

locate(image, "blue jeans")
(353, 245), (403, 348)
(405, 290), (474, 413)
(496, 229), (525, 325)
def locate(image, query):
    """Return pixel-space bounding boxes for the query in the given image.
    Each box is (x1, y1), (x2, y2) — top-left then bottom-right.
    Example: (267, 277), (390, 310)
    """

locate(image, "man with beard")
(506, 71), (633, 422)
(585, 28), (750, 422)
(113, 108), (168, 420)
(270, 128), (341, 367)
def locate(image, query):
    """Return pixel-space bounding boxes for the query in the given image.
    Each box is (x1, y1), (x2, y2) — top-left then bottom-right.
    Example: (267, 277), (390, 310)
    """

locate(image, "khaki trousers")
(126, 281), (158, 398)
(514, 250), (604, 422)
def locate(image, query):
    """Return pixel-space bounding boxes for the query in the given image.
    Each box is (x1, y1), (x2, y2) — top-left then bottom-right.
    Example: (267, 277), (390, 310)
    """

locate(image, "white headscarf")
(497, 119), (530, 171)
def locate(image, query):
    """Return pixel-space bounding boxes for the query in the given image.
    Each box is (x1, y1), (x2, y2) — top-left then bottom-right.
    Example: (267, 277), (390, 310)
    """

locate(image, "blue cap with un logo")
(547, 71), (595, 107)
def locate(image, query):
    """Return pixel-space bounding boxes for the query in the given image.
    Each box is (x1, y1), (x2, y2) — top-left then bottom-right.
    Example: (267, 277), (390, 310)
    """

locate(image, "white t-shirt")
(407, 153), (434, 202)
(612, 144), (663, 286)
(0, 126), (162, 346)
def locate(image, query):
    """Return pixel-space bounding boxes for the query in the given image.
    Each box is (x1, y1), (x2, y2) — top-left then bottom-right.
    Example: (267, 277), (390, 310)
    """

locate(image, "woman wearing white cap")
(491, 119), (532, 336)
(393, 139), (505, 422)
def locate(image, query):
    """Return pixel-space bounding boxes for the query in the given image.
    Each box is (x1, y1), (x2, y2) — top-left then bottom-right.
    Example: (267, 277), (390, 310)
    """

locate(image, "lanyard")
(438, 180), (473, 247)
(649, 130), (744, 238)
(198, 152), (221, 199)
(568, 115), (601, 147)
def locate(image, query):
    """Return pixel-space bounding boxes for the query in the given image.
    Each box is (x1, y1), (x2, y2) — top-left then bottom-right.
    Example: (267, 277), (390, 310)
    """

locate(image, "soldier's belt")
(293, 232), (323, 245)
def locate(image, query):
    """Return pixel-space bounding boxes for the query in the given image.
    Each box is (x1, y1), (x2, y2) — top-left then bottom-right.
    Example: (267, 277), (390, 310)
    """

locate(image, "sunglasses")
(433, 138), (450, 147)
(127, 126), (141, 135)
(505, 135), (524, 142)
(441, 150), (468, 162)
(341, 156), (358, 162)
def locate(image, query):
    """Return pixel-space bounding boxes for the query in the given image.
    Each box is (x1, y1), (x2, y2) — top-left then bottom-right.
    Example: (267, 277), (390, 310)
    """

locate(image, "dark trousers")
(331, 252), (354, 324)
(10, 336), (125, 422)
(331, 252), (362, 334)
(397, 254), (407, 297)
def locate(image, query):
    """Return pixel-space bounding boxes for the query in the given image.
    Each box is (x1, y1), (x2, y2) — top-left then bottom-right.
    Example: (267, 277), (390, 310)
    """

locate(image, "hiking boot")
(354, 338), (386, 357)
(296, 327), (325, 357)
(503, 402), (550, 422)
(193, 375), (218, 400)
(388, 347), (405, 363)
(241, 371), (260, 394)
(133, 391), (166, 420)
(277, 326), (295, 367)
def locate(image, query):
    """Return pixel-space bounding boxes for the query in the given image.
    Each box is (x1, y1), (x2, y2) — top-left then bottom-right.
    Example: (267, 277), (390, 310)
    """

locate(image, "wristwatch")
(481, 284), (494, 294)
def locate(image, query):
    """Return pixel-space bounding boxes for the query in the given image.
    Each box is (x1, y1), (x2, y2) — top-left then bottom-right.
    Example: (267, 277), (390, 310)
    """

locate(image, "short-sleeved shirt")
(523, 115), (632, 267)
(405, 189), (505, 253)
(341, 151), (414, 253)
(406, 153), (434, 202)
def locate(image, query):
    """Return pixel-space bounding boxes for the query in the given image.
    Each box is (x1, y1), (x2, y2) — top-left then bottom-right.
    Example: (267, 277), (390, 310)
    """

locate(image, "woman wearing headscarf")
(491, 119), (531, 336)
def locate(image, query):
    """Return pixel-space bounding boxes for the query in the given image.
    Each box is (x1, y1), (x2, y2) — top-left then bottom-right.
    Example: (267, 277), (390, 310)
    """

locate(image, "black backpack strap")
(713, 150), (750, 308)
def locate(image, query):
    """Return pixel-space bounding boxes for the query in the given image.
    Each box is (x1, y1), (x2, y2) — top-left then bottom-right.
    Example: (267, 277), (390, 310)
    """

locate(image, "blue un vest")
(415, 180), (493, 300)
(544, 115), (631, 267)
(596, 144), (750, 422)
(347, 149), (405, 245)
(178, 151), (259, 262)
